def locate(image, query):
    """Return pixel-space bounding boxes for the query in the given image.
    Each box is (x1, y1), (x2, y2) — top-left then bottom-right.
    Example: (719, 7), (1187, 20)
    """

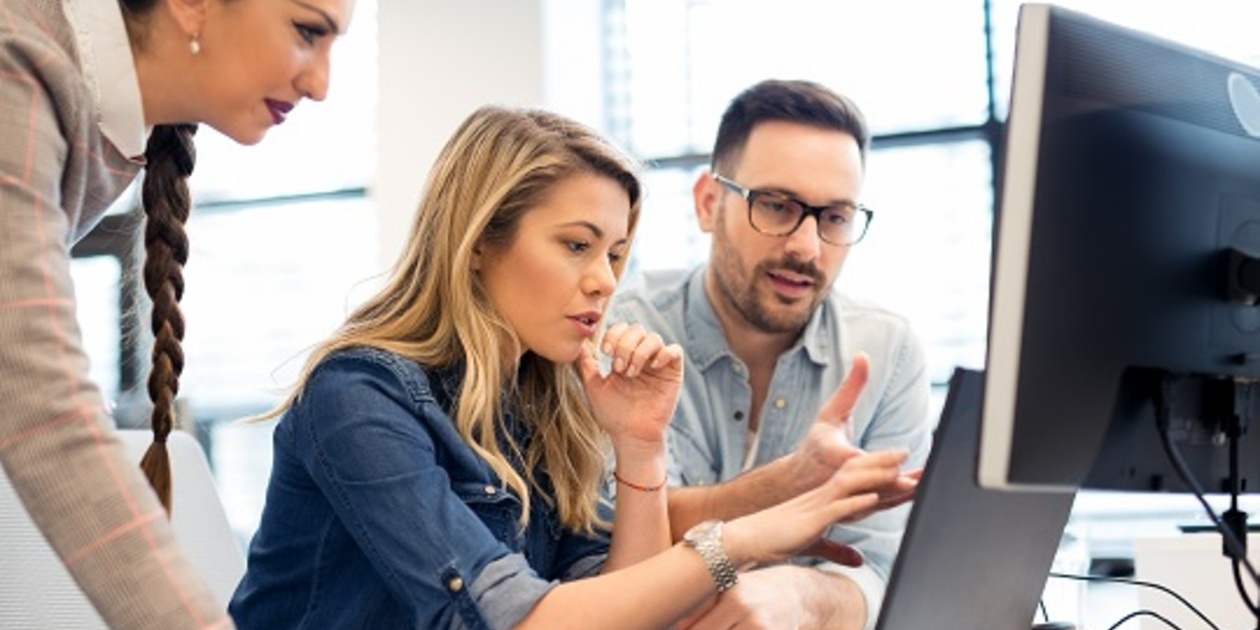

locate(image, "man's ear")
(163, 0), (208, 39)
(694, 171), (721, 234)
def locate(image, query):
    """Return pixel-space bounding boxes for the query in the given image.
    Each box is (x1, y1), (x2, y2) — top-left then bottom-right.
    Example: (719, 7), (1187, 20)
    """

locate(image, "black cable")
(1231, 421), (1240, 518)
(1154, 380), (1260, 596)
(1232, 556), (1260, 618)
(1226, 401), (1260, 621)
(1224, 398), (1254, 630)
(1158, 432), (1260, 616)
(1047, 572), (1221, 630)
(1104, 609), (1183, 630)
(1038, 598), (1049, 622)
(1158, 430), (1260, 619)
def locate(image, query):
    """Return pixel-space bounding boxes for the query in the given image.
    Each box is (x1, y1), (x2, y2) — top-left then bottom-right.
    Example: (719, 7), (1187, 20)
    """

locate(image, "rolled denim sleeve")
(293, 357), (558, 630)
(454, 555), (554, 630)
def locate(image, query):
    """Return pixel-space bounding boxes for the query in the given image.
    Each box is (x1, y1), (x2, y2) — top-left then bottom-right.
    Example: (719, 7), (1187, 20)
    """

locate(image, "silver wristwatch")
(682, 519), (738, 592)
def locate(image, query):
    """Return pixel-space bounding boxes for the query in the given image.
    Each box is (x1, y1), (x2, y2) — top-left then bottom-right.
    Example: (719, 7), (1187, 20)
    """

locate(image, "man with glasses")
(609, 79), (930, 630)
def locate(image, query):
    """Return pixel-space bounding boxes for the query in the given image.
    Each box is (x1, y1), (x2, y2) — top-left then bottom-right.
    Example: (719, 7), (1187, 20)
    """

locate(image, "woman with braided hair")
(0, 0), (355, 628)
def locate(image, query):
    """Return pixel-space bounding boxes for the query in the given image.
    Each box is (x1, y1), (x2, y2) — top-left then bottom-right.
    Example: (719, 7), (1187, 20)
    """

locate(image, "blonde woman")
(230, 106), (907, 629)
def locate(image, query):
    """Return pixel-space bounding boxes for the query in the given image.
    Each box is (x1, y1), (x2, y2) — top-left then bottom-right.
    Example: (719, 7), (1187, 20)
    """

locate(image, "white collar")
(63, 0), (149, 162)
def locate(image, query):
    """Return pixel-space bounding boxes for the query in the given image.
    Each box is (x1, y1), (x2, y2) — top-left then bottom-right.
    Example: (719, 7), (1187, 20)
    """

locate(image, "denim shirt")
(229, 347), (609, 630)
(609, 267), (932, 630)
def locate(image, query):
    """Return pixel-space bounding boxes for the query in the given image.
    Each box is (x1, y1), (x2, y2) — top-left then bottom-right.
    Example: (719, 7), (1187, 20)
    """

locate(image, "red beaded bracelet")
(613, 470), (667, 492)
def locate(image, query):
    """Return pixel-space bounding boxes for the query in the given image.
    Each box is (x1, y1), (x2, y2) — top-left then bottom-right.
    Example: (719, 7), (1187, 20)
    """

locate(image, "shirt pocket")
(451, 480), (524, 549)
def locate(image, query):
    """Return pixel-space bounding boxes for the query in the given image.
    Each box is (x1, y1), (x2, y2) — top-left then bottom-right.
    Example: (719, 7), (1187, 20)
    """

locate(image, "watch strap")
(687, 521), (738, 592)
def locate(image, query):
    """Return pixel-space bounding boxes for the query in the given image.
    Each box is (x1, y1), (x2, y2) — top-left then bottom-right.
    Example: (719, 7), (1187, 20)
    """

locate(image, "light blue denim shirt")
(609, 267), (932, 629)
(229, 347), (609, 630)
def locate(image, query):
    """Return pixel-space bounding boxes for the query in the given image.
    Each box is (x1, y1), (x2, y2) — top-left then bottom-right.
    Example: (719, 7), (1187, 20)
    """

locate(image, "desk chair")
(0, 429), (244, 628)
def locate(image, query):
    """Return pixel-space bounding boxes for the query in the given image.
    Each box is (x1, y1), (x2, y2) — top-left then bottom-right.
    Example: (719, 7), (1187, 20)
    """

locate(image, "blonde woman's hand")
(575, 322), (684, 451)
(723, 448), (909, 568)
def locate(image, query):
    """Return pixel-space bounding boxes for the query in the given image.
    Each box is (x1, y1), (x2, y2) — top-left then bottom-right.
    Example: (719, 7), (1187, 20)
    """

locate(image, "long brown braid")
(138, 123), (197, 514)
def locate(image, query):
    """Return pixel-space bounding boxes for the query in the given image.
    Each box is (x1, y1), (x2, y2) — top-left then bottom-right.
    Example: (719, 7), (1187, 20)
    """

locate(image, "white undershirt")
(742, 425), (762, 472)
(62, 0), (149, 161)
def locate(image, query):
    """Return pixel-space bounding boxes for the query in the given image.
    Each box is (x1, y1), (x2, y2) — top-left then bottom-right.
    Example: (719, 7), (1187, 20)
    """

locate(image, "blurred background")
(72, 0), (1260, 584)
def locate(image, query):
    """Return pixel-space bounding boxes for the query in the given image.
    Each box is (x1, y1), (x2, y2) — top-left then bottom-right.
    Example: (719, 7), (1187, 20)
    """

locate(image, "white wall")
(374, 0), (609, 266)
(374, 0), (546, 265)
(373, 0), (609, 266)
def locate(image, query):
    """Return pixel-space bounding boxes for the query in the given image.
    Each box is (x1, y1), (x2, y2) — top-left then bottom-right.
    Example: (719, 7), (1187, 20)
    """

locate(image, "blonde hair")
(266, 106), (641, 533)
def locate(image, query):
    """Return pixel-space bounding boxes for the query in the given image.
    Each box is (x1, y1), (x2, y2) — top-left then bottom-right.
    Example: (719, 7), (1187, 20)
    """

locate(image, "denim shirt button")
(447, 577), (464, 592)
(773, 397), (786, 409)
(484, 485), (497, 495)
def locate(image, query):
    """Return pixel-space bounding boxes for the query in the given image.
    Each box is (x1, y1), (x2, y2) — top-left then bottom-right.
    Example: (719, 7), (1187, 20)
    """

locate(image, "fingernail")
(614, 357), (625, 373)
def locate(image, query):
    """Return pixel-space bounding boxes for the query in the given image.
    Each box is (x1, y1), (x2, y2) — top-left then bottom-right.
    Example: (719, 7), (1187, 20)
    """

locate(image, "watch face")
(685, 519), (720, 545)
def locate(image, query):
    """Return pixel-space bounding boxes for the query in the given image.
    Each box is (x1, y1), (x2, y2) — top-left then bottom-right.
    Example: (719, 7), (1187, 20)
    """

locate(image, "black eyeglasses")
(714, 174), (873, 246)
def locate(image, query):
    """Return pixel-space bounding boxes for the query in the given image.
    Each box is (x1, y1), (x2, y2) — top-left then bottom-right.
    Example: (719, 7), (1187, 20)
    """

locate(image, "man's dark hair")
(711, 79), (870, 175)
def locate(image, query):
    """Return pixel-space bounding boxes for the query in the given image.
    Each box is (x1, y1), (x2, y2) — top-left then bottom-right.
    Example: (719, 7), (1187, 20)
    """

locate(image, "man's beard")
(711, 240), (826, 334)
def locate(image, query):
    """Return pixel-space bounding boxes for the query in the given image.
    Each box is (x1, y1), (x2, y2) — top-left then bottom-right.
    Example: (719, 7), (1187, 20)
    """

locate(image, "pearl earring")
(189, 37), (201, 56)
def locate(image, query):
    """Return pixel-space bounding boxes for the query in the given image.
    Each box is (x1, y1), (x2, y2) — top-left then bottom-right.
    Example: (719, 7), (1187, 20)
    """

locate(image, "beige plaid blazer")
(0, 1), (232, 627)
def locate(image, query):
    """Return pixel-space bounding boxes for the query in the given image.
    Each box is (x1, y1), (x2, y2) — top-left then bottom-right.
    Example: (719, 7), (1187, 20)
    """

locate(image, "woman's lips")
(569, 312), (601, 337)
(265, 99), (294, 124)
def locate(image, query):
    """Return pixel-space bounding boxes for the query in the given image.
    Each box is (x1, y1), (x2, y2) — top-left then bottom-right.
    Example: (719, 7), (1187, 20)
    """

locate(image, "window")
(613, 0), (992, 157)
(185, 196), (380, 537)
(181, 197), (380, 418)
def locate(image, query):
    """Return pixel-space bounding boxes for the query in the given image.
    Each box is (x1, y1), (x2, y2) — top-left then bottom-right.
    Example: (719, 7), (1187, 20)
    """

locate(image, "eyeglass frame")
(713, 174), (873, 246)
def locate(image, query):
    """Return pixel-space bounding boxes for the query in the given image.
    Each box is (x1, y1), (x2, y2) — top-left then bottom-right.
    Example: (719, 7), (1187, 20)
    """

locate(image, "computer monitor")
(980, 3), (1260, 494)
